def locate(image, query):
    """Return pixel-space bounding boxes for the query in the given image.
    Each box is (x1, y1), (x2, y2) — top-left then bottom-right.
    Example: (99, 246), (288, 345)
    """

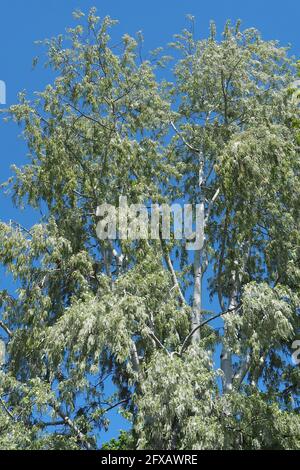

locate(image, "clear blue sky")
(1, 0), (300, 222)
(0, 0), (299, 445)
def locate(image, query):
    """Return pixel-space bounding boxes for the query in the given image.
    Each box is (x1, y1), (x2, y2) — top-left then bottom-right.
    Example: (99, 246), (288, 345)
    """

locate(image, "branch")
(205, 188), (220, 224)
(8, 220), (33, 239)
(72, 189), (94, 200)
(40, 420), (66, 428)
(180, 305), (241, 355)
(148, 330), (171, 357)
(165, 251), (186, 306)
(0, 320), (12, 338)
(201, 187), (221, 271)
(50, 401), (92, 450)
(170, 121), (200, 153)
(102, 399), (129, 415)
(160, 234), (186, 307)
(63, 100), (113, 132)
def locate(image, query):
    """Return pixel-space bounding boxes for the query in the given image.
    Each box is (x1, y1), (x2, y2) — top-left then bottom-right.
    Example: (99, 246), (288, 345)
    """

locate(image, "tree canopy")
(0, 8), (300, 450)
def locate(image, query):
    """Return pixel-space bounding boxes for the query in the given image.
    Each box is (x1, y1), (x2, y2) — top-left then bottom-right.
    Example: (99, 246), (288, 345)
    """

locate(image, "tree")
(0, 8), (299, 450)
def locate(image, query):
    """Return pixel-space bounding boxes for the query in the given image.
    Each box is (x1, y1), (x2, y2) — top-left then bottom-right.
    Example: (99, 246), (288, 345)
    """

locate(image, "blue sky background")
(1, 0), (300, 224)
(0, 0), (299, 445)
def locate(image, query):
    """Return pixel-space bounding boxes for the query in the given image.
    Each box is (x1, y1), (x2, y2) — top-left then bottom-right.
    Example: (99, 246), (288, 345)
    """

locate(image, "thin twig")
(102, 399), (129, 415)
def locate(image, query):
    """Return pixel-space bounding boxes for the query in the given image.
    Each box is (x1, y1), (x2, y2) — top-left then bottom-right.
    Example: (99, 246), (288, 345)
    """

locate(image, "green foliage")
(0, 10), (299, 449)
(102, 431), (135, 450)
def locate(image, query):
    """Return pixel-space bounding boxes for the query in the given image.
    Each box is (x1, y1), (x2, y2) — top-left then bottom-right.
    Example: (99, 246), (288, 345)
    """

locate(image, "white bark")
(191, 201), (205, 343)
(130, 342), (140, 373)
(221, 275), (238, 393)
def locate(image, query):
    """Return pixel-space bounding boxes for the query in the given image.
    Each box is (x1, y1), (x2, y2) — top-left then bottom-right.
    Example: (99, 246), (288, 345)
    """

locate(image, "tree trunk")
(221, 276), (238, 393)
(191, 201), (205, 343)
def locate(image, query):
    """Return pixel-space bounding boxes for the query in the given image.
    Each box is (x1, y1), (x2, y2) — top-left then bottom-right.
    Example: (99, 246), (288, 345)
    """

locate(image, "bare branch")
(0, 320), (12, 338)
(170, 121), (200, 153)
(50, 401), (92, 450)
(205, 187), (220, 224)
(63, 100), (113, 132)
(40, 420), (66, 427)
(180, 305), (241, 355)
(165, 251), (186, 306)
(159, 233), (186, 307)
(73, 189), (94, 200)
(102, 399), (129, 415)
(148, 330), (171, 357)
